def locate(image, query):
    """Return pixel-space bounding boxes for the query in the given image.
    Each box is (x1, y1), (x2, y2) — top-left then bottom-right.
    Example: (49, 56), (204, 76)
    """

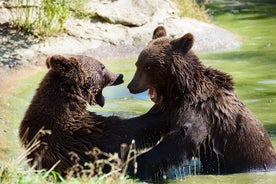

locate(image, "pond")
(0, 0), (276, 183)
(204, 0), (276, 135)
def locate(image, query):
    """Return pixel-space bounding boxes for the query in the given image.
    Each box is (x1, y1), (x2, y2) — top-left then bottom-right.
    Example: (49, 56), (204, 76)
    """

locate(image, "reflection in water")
(258, 80), (276, 85)
(103, 85), (150, 101)
(166, 159), (201, 179)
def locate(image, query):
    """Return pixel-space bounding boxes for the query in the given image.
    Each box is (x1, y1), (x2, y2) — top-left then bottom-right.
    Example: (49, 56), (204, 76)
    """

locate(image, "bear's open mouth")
(148, 87), (158, 103)
(95, 90), (105, 107)
(94, 74), (124, 107)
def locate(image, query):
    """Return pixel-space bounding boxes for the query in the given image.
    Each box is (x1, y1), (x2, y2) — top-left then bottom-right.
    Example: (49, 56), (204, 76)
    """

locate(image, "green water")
(172, 0), (276, 183)
(1, 0), (276, 183)
(203, 0), (276, 136)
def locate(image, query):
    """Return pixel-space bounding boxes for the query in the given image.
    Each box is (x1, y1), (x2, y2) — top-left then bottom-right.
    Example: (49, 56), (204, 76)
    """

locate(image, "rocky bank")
(0, 0), (241, 70)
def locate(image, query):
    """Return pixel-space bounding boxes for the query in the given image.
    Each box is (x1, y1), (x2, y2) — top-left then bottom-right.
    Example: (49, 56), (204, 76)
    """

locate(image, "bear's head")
(127, 26), (195, 105)
(46, 55), (123, 107)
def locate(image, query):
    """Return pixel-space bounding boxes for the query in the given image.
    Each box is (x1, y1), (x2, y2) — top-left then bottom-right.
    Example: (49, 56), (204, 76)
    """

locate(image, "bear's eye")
(144, 66), (151, 71)
(100, 65), (105, 71)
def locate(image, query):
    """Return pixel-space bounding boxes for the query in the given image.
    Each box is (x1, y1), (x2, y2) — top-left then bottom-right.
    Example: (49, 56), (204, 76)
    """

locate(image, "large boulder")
(0, 0), (241, 68)
(85, 0), (165, 26)
(0, 2), (12, 25)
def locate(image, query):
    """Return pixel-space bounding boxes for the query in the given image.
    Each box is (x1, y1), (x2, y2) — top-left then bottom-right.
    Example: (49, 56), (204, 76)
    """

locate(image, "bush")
(173, 0), (210, 22)
(10, 0), (67, 36)
(10, 0), (89, 36)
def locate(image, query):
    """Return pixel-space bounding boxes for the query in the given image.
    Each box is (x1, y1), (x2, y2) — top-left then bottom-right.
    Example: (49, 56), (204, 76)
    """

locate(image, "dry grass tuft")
(173, 0), (211, 22)
(0, 129), (139, 183)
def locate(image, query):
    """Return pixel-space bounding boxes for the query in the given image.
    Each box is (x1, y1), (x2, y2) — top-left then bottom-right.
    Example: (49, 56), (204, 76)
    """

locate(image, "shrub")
(173, 0), (211, 22)
(10, 0), (89, 36)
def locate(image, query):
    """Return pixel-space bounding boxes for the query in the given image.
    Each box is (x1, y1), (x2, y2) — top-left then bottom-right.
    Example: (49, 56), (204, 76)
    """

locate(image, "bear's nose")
(127, 83), (132, 90)
(112, 74), (124, 86)
(127, 82), (136, 94)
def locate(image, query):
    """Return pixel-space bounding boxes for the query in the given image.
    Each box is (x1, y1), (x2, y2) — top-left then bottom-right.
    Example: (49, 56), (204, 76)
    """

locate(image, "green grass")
(0, 155), (64, 184)
(11, 0), (68, 36)
(9, 0), (89, 36)
(0, 142), (136, 184)
(0, 158), (134, 184)
(172, 0), (211, 22)
(0, 153), (136, 184)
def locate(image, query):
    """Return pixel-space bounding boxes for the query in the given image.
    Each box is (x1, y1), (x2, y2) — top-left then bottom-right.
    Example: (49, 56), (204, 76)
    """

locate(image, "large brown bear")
(127, 26), (276, 181)
(19, 55), (168, 177)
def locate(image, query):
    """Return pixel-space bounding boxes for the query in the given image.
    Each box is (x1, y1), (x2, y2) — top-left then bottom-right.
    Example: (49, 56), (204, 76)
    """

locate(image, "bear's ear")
(170, 33), (194, 54)
(46, 55), (80, 75)
(152, 26), (167, 39)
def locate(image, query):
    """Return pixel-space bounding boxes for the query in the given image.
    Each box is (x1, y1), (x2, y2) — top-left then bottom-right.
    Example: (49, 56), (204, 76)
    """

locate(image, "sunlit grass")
(8, 0), (90, 36)
(172, 0), (211, 22)
(0, 146), (136, 184)
(0, 157), (134, 184)
(0, 148), (63, 184)
(10, 0), (68, 36)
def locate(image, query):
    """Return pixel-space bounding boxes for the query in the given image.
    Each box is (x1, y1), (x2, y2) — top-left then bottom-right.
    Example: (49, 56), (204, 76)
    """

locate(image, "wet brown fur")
(127, 26), (276, 181)
(19, 55), (168, 177)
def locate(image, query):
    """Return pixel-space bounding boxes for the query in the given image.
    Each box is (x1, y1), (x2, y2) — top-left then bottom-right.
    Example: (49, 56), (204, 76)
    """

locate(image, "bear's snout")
(127, 81), (141, 94)
(111, 74), (124, 86)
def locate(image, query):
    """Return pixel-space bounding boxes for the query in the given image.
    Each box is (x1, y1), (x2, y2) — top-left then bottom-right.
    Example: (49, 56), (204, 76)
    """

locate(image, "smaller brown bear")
(128, 26), (276, 181)
(19, 55), (168, 177)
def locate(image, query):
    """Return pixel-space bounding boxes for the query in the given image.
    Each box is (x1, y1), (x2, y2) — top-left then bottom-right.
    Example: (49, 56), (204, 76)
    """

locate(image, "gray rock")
(86, 0), (163, 26)
(94, 0), (148, 26)
(0, 0), (242, 68)
(0, 3), (12, 25)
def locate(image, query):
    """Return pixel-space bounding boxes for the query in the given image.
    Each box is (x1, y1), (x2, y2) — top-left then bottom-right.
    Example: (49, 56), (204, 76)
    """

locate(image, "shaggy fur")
(19, 55), (168, 177)
(127, 26), (276, 181)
